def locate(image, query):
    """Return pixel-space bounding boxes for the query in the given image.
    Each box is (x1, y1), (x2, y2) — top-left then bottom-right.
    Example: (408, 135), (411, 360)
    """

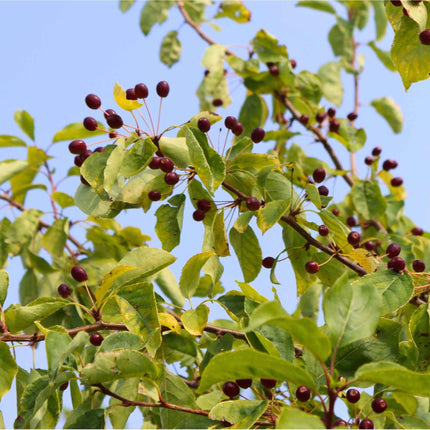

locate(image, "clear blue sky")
(1, 1), (430, 427)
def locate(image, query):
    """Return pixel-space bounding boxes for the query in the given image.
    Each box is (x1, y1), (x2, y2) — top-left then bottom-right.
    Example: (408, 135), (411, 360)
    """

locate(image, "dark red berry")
(391, 177), (403, 187)
(164, 172), (179, 185)
(346, 388), (360, 403)
(413, 259), (426, 272)
(232, 122), (244, 136)
(148, 190), (161, 201)
(156, 81), (170, 97)
(197, 199), (211, 212)
(83, 117), (98, 131)
(319, 225), (329, 236)
(126, 88), (137, 100)
(346, 216), (357, 227)
(268, 64), (279, 76)
(347, 112), (358, 121)
(80, 149), (93, 162)
(58, 284), (71, 298)
(193, 209), (206, 221)
(104, 108), (116, 119)
(329, 119), (340, 133)
(85, 94), (101, 109)
(403, 7), (410, 16)
(412, 227), (424, 236)
(299, 114), (309, 125)
(149, 157), (161, 170)
(391, 0), (402, 5)
(365, 156), (374, 166)
(262, 257), (275, 269)
(74, 155), (83, 167)
(80, 175), (90, 186)
(59, 381), (69, 391)
(71, 266), (88, 282)
(251, 127), (265, 143)
(159, 158), (174, 173)
(372, 146), (382, 156)
(383, 159), (397, 171)
(296, 386), (311, 402)
(69, 140), (87, 155)
(386, 243), (401, 258)
(312, 167), (326, 183)
(260, 379), (276, 388)
(372, 398), (387, 414)
(334, 419), (348, 427)
(106, 114), (123, 129)
(391, 256), (405, 271)
(305, 261), (319, 274)
(327, 107), (336, 117)
(223, 381), (240, 397)
(318, 185), (329, 196)
(135, 83), (149, 99)
(348, 231), (361, 246)
(236, 379), (252, 389)
(197, 117), (211, 133)
(359, 419), (374, 429)
(212, 98), (223, 107)
(316, 112), (327, 123)
(224, 116), (238, 130)
(290, 59), (297, 69)
(95, 146), (106, 152)
(332, 208), (340, 216)
(90, 333), (104, 346)
(364, 241), (375, 252)
(246, 197), (261, 211)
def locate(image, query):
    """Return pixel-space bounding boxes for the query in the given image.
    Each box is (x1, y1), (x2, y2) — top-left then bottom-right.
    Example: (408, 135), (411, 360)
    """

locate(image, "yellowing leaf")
(158, 312), (181, 334)
(347, 248), (377, 273)
(113, 82), (143, 111)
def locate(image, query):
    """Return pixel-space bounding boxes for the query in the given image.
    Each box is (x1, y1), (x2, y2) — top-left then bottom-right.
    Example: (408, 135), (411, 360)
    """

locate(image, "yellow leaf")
(113, 82), (143, 111)
(348, 248), (378, 273)
(158, 312), (181, 334)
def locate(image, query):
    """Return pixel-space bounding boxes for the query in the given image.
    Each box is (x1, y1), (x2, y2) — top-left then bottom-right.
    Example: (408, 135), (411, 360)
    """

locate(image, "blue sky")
(1, 1), (430, 427)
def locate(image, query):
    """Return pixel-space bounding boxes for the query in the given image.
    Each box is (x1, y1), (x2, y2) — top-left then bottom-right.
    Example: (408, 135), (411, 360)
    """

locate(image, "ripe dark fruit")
(332, 208), (340, 216)
(85, 94), (101, 109)
(334, 419), (348, 427)
(364, 241), (376, 252)
(135, 83), (149, 99)
(58, 284), (71, 299)
(391, 0), (402, 5)
(383, 159), (397, 171)
(90, 333), (104, 346)
(95, 146), (106, 152)
(104, 108), (116, 119)
(83, 117), (98, 131)
(318, 185), (329, 196)
(80, 149), (93, 162)
(372, 146), (382, 156)
(413, 259), (426, 272)
(305, 261), (319, 274)
(329, 119), (340, 133)
(290, 59), (297, 69)
(164, 172), (179, 185)
(299, 114), (309, 125)
(327, 107), (336, 117)
(192, 209), (206, 222)
(268, 64), (279, 76)
(296, 386), (311, 402)
(391, 256), (406, 271)
(319, 225), (329, 236)
(80, 175), (90, 186)
(316, 112), (327, 123)
(359, 419), (374, 429)
(148, 190), (161, 201)
(312, 167), (326, 183)
(346, 216), (357, 227)
(236, 379), (252, 389)
(223, 381), (240, 398)
(149, 157), (161, 170)
(197, 199), (211, 212)
(260, 379), (276, 388)
(224, 116), (238, 130)
(212, 98), (223, 107)
(348, 231), (361, 246)
(69, 139), (87, 154)
(391, 177), (403, 187)
(262, 257), (275, 269)
(372, 398), (387, 414)
(420, 29), (430, 45)
(74, 155), (83, 167)
(232, 122), (244, 136)
(106, 114), (123, 129)
(126, 88), (137, 100)
(71, 266), (88, 282)
(197, 117), (211, 133)
(347, 112), (358, 121)
(386, 242), (401, 258)
(412, 227), (424, 235)
(365, 156), (374, 166)
(159, 158), (174, 173)
(156, 81), (170, 97)
(59, 381), (69, 391)
(251, 127), (265, 143)
(346, 388), (360, 403)
(246, 197), (261, 211)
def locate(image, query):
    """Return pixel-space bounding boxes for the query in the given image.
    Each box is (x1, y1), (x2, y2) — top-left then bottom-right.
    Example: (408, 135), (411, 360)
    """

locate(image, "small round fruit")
(334, 419), (348, 427)
(413, 259), (426, 272)
(260, 379), (276, 388)
(386, 242), (401, 258)
(149, 157), (161, 170)
(156, 81), (170, 97)
(224, 116), (237, 130)
(74, 155), (83, 167)
(223, 381), (240, 397)
(316, 112), (327, 123)
(372, 398), (387, 414)
(318, 185), (329, 196)
(85, 94), (101, 109)
(332, 208), (340, 216)
(391, 256), (405, 271)
(364, 241), (376, 252)
(58, 284), (71, 298)
(290, 59), (297, 69)
(348, 231), (361, 246)
(71, 266), (88, 282)
(365, 156), (374, 166)
(329, 119), (340, 133)
(246, 197), (261, 211)
(148, 190), (161, 201)
(126, 88), (137, 100)
(319, 225), (329, 236)
(299, 114), (309, 125)
(251, 127), (265, 143)
(95, 146), (106, 152)
(69, 140), (87, 154)
(262, 257), (275, 269)
(372, 146), (382, 156)
(359, 419), (374, 429)
(197, 199), (211, 212)
(346, 388), (360, 403)
(232, 122), (244, 136)
(391, 0), (402, 5)
(268, 64), (279, 76)
(83, 117), (97, 131)
(80, 149), (93, 162)
(296, 386), (311, 402)
(197, 117), (211, 133)
(347, 112), (358, 121)
(80, 175), (90, 186)
(236, 379), (252, 389)
(59, 381), (69, 391)
(312, 167), (326, 183)
(192, 209), (206, 222)
(212, 98), (223, 107)
(327, 107), (336, 117)
(104, 108), (116, 119)
(305, 261), (319, 274)
(383, 159), (397, 171)
(90, 333), (103, 346)
(412, 227), (424, 236)
(420, 29), (430, 45)
(106, 114), (123, 129)
(135, 83), (149, 98)
(159, 158), (174, 173)
(164, 172), (179, 185)
(346, 216), (357, 227)
(391, 177), (403, 187)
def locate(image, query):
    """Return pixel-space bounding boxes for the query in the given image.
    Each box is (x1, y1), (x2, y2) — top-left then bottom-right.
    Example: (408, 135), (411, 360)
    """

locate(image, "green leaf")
(0, 341), (17, 400)
(139, 0), (174, 35)
(160, 30), (182, 67)
(318, 61), (343, 107)
(209, 400), (268, 428)
(113, 82), (143, 111)
(256, 200), (289, 233)
(276, 407), (324, 429)
(370, 97), (403, 133)
(185, 127), (225, 194)
(237, 93), (268, 138)
(14, 110), (34, 140)
(368, 41), (396, 72)
(42, 218), (69, 257)
(319, 210), (351, 253)
(6, 208), (42, 255)
(350, 180), (387, 220)
(51, 191), (74, 208)
(155, 194), (185, 252)
(159, 136), (191, 168)
(295, 71), (322, 106)
(182, 304), (209, 335)
(214, 1), (252, 23)
(109, 378), (138, 428)
(99, 332), (143, 352)
(245, 300), (332, 361)
(180, 252), (215, 299)
(305, 183), (322, 210)
(0, 160), (29, 186)
(80, 349), (157, 385)
(0, 270), (8, 307)
(64, 400), (105, 429)
(198, 349), (315, 393)
(52, 122), (106, 142)
(328, 119), (366, 152)
(154, 268), (185, 307)
(372, 1), (387, 41)
(0, 135), (26, 147)
(328, 18), (354, 61)
(323, 276), (382, 349)
(229, 225), (262, 283)
(45, 331), (71, 377)
(119, 0), (135, 12)
(251, 29), (288, 63)
(296, 0), (336, 15)
(212, 210), (230, 257)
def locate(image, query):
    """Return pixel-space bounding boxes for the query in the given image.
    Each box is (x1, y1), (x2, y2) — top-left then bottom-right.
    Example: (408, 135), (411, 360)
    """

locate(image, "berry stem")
(156, 98), (163, 136)
(136, 107), (154, 136)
